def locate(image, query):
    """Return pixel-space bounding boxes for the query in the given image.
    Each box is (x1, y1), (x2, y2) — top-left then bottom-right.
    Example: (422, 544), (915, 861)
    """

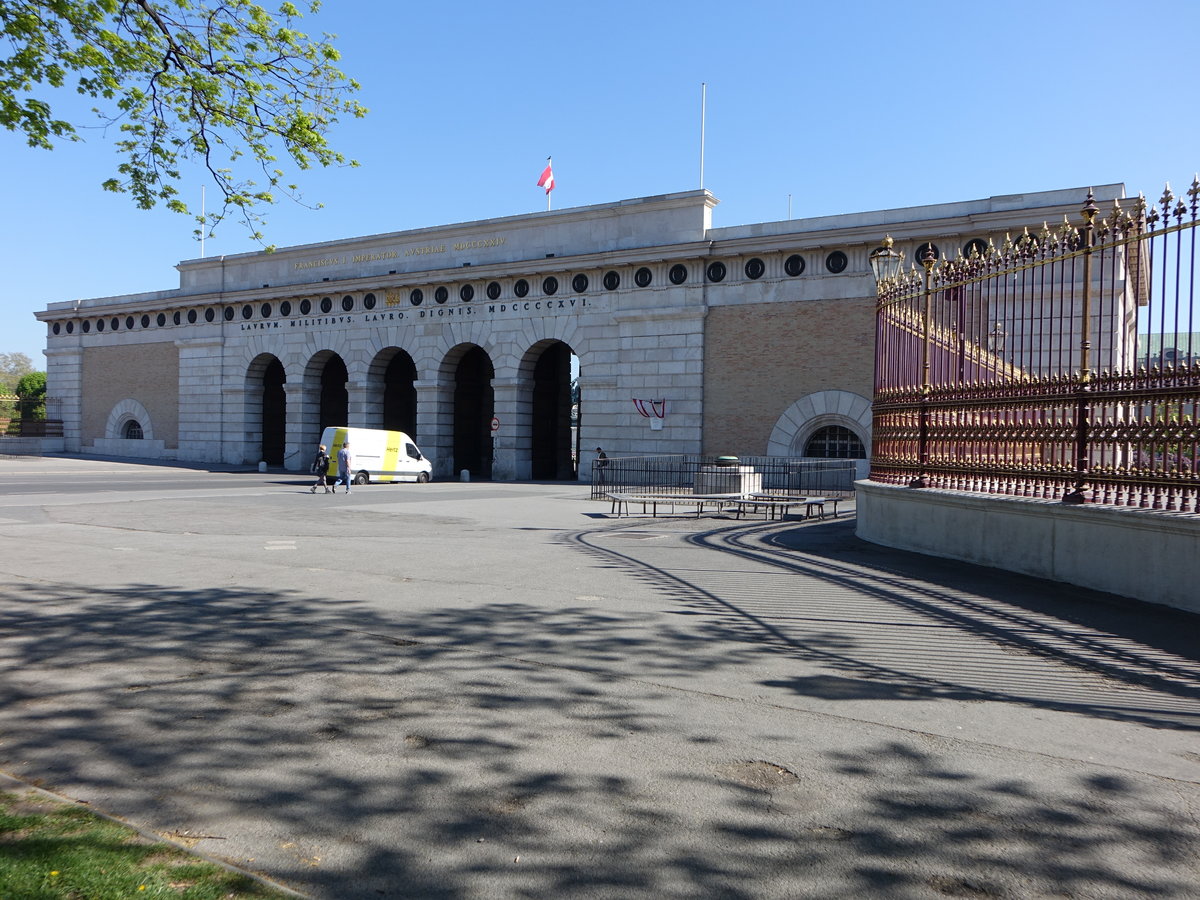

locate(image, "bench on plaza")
(606, 492), (741, 518)
(730, 494), (842, 521)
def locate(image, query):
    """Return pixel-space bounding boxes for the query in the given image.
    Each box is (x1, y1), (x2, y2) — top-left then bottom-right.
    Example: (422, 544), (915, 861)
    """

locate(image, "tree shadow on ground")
(566, 518), (1200, 732)
(1, 525), (1198, 897)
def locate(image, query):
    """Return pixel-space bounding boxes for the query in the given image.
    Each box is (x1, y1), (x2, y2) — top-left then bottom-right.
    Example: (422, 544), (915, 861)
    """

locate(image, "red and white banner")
(537, 158), (555, 194)
(633, 398), (667, 418)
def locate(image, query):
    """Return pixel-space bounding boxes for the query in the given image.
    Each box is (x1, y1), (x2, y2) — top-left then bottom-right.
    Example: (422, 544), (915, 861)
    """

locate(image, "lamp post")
(869, 235), (906, 487)
(869, 235), (905, 284)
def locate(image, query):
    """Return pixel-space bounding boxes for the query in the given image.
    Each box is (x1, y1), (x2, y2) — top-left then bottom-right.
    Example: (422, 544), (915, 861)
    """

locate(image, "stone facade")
(35, 185), (1125, 479)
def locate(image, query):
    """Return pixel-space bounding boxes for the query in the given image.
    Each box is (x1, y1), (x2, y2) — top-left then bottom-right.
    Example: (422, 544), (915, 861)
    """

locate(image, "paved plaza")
(0, 456), (1198, 898)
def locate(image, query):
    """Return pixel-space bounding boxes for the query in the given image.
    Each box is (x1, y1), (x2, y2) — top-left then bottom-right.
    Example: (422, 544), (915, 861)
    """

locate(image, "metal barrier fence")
(872, 183), (1200, 511)
(589, 455), (857, 500)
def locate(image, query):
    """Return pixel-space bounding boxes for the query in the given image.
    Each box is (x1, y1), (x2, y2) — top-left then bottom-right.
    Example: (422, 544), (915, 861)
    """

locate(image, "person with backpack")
(309, 443), (332, 493)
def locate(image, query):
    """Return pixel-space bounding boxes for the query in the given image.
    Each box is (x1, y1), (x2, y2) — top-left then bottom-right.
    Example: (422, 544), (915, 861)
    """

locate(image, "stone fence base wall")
(855, 480), (1200, 616)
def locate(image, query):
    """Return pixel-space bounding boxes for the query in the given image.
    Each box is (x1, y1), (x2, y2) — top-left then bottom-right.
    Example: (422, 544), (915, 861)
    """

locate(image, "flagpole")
(200, 185), (206, 258)
(548, 156), (552, 212)
(699, 83), (707, 190)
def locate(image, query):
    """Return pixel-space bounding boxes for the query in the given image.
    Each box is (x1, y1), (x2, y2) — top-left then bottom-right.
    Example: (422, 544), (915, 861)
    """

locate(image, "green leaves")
(0, 0), (365, 241)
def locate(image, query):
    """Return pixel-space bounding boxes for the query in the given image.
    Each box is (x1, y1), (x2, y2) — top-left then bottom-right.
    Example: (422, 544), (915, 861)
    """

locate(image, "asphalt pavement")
(0, 454), (1198, 898)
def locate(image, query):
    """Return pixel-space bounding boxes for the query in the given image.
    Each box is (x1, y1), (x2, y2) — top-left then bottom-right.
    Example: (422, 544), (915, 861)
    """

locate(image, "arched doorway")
(262, 358), (286, 464)
(383, 351), (417, 435)
(530, 341), (577, 480)
(453, 346), (494, 480)
(245, 353), (286, 466)
(319, 354), (349, 431)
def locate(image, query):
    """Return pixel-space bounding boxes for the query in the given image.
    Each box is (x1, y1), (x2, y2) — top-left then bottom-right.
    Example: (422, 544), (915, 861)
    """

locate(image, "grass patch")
(0, 788), (291, 898)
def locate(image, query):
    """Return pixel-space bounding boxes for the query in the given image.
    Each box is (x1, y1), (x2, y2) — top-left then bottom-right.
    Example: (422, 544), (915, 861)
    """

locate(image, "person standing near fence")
(595, 447), (608, 485)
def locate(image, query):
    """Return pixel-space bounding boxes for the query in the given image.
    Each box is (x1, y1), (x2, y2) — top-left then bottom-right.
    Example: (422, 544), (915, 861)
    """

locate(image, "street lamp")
(869, 235), (905, 286)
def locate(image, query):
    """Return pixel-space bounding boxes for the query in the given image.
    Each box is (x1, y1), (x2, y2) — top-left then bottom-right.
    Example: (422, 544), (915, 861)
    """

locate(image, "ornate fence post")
(911, 244), (939, 488)
(1064, 191), (1099, 503)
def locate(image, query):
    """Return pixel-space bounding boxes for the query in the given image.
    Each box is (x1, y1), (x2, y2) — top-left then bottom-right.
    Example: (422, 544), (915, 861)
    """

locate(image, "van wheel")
(353, 471), (369, 485)
(417, 472), (430, 484)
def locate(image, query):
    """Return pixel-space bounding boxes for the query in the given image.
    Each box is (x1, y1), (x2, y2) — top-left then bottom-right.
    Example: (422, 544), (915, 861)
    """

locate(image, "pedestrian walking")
(336, 441), (353, 494)
(309, 443), (331, 493)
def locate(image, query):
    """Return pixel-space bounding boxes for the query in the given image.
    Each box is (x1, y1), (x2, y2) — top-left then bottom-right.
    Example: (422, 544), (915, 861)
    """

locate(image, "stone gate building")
(35, 185), (1122, 479)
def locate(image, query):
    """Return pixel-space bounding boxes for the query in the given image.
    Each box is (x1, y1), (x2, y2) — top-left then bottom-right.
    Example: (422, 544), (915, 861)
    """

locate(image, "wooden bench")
(729, 497), (805, 520)
(733, 494), (843, 521)
(607, 492), (741, 518)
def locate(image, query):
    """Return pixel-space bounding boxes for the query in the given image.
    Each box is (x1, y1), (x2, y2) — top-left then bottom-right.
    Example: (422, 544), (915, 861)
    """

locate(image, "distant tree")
(0, 351), (34, 393)
(15, 370), (46, 420)
(0, 1), (367, 243)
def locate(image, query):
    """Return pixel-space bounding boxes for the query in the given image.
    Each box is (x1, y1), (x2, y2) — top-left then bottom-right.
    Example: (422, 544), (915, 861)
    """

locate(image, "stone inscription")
(238, 296), (587, 332)
(293, 236), (506, 270)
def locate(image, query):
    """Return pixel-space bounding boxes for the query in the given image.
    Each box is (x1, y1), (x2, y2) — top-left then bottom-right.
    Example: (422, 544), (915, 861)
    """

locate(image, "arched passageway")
(261, 358), (286, 465)
(531, 341), (577, 480)
(383, 351), (418, 436)
(245, 353), (286, 466)
(319, 354), (349, 431)
(453, 346), (494, 480)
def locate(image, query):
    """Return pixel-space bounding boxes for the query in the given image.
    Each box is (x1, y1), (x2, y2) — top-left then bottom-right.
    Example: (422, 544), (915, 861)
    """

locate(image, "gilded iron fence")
(872, 184), (1200, 511)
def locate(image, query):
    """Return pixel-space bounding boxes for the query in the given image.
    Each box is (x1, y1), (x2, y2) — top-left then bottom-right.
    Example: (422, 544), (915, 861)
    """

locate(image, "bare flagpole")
(200, 185), (206, 258)
(699, 83), (707, 190)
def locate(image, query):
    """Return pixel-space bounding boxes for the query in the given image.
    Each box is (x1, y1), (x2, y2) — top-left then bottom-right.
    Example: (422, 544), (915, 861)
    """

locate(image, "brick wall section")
(82, 343), (180, 447)
(703, 296), (875, 455)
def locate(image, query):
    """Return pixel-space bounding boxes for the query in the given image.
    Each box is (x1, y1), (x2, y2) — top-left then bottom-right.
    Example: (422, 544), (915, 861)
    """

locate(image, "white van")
(319, 427), (433, 485)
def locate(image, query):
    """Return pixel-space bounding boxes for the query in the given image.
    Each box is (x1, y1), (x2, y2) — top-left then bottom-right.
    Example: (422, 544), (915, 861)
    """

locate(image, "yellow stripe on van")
(328, 428), (347, 476)
(382, 436), (402, 483)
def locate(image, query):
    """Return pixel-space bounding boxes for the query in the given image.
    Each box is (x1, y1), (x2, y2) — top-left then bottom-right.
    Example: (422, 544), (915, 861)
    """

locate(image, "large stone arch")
(365, 346), (418, 436)
(767, 389), (873, 466)
(295, 349), (350, 456)
(436, 342), (495, 480)
(516, 338), (578, 480)
(241, 352), (286, 466)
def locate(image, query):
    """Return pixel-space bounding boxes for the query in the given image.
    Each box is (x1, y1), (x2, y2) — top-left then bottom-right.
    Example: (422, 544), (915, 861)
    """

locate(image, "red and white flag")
(537, 157), (555, 194)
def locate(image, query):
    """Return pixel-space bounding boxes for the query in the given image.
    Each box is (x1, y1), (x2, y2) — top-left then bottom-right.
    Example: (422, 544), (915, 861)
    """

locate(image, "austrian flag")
(537, 157), (555, 194)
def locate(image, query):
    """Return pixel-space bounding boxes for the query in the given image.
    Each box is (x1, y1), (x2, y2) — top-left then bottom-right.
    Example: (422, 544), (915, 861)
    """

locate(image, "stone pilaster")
(283, 381), (309, 471)
(176, 338), (224, 462)
(414, 380), (452, 478)
(44, 347), (83, 453)
(490, 377), (521, 481)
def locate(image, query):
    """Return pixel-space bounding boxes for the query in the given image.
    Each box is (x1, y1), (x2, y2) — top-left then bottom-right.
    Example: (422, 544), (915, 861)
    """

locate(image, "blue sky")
(4, 0), (1198, 366)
